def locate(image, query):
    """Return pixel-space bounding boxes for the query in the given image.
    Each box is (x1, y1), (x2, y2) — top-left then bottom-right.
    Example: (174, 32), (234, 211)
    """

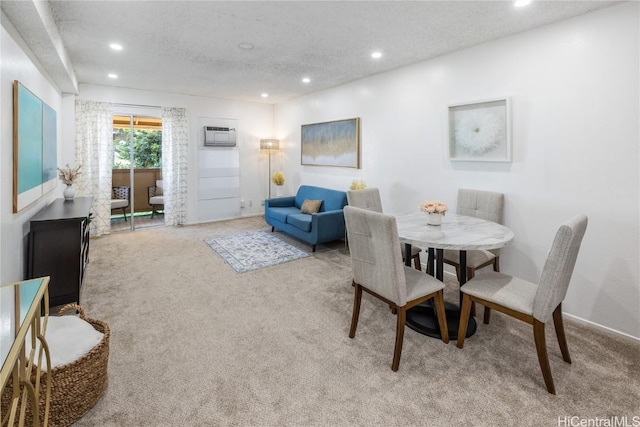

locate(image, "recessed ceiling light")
(514, 0), (532, 7)
(108, 73), (118, 79)
(238, 43), (254, 50)
(261, 93), (269, 98)
(371, 51), (382, 59)
(109, 43), (123, 51)
(302, 77), (311, 84)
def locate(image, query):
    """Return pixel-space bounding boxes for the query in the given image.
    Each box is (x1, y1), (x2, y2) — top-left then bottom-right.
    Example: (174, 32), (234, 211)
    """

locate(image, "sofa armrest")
(312, 209), (346, 238)
(265, 196), (295, 208)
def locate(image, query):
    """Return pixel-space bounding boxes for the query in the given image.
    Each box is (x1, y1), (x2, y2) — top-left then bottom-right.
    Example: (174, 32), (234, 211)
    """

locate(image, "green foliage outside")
(113, 128), (162, 169)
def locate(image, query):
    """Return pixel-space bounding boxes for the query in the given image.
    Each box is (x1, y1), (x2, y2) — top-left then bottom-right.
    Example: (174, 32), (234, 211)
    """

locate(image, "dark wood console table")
(27, 197), (93, 307)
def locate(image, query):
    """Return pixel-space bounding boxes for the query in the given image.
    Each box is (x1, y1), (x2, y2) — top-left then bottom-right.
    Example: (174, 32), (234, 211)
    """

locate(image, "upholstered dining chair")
(456, 215), (588, 394)
(443, 189), (504, 323)
(110, 186), (130, 221)
(147, 180), (164, 218)
(347, 188), (422, 270)
(344, 206), (449, 371)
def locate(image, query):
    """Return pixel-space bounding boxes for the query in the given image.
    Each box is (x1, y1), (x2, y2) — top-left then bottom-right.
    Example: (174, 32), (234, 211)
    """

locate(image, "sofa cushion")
(286, 214), (312, 232)
(301, 199), (323, 215)
(268, 207), (301, 223)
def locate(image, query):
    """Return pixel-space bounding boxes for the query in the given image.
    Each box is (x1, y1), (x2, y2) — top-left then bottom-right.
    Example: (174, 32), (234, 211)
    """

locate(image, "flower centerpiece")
(419, 200), (448, 226)
(349, 180), (367, 190)
(57, 164), (81, 200)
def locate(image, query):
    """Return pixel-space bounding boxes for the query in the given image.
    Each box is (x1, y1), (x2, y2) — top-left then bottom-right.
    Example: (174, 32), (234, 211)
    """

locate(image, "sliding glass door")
(111, 115), (163, 231)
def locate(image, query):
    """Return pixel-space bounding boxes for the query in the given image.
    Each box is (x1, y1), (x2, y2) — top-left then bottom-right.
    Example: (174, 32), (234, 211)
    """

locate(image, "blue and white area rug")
(204, 231), (310, 273)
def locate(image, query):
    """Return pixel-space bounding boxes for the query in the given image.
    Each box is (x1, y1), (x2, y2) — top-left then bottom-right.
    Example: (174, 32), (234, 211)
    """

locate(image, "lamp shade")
(260, 139), (280, 150)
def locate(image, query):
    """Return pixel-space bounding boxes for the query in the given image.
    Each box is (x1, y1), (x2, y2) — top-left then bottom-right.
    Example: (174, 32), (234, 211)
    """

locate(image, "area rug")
(204, 230), (309, 273)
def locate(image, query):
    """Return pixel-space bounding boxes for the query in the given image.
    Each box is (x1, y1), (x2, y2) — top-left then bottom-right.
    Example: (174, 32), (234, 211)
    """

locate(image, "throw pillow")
(300, 199), (323, 215)
(155, 181), (163, 196)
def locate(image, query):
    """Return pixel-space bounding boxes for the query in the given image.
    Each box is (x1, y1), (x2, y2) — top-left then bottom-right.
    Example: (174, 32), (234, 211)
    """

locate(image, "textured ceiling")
(2, 1), (621, 104)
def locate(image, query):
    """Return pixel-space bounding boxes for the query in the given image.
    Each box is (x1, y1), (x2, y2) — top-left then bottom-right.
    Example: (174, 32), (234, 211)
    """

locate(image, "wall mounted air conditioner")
(204, 126), (236, 147)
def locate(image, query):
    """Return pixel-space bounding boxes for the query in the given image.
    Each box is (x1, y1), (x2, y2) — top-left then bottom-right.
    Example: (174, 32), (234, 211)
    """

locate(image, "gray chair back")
(457, 189), (504, 224)
(533, 215), (588, 323)
(344, 206), (407, 306)
(458, 189), (504, 256)
(347, 188), (383, 213)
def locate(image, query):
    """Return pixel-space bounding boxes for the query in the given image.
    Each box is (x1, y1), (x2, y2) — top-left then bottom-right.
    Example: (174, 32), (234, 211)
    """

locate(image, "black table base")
(406, 301), (477, 341)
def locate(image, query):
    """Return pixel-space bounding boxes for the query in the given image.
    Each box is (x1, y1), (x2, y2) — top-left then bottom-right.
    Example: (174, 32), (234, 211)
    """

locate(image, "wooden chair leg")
(413, 254), (421, 271)
(392, 307), (407, 371)
(483, 259), (500, 324)
(456, 294), (473, 348)
(552, 304), (571, 363)
(433, 291), (449, 344)
(483, 307), (491, 324)
(533, 320), (556, 394)
(468, 268), (476, 317)
(349, 284), (363, 338)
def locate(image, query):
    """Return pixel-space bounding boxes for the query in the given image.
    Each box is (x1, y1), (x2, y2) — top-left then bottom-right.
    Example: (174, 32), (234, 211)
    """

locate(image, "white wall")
(70, 85), (274, 222)
(0, 13), (63, 283)
(275, 3), (640, 339)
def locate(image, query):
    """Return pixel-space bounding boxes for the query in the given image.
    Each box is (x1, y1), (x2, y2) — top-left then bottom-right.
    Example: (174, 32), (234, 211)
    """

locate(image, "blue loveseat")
(265, 185), (348, 252)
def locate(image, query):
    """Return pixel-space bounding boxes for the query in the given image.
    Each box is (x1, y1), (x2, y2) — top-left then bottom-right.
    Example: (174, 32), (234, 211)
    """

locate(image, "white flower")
(454, 109), (504, 155)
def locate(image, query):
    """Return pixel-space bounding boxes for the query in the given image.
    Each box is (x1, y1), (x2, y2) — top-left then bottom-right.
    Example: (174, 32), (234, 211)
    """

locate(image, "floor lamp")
(260, 139), (280, 199)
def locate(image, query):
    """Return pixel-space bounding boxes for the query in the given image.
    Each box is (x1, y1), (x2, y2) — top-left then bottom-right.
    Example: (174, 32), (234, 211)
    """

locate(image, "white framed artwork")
(448, 97), (511, 162)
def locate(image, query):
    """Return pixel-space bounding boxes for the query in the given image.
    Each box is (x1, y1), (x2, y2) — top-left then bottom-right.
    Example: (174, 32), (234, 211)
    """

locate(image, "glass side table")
(1, 276), (51, 427)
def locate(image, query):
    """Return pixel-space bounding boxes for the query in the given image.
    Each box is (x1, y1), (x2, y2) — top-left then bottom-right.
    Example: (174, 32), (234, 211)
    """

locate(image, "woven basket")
(1, 304), (110, 427)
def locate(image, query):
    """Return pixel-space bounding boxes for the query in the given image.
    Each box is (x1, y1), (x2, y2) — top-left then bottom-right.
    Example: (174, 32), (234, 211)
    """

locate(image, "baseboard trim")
(563, 312), (640, 343)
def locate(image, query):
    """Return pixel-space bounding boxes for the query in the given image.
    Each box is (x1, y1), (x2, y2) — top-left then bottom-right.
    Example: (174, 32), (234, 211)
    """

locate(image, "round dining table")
(394, 212), (514, 340)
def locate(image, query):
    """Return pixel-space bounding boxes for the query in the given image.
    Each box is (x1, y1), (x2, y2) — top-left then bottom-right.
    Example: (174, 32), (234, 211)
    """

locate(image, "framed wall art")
(13, 80), (57, 212)
(448, 97), (511, 162)
(301, 117), (360, 168)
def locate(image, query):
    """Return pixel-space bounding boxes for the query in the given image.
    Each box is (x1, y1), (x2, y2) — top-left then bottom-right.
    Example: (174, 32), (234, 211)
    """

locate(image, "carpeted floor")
(74, 217), (639, 426)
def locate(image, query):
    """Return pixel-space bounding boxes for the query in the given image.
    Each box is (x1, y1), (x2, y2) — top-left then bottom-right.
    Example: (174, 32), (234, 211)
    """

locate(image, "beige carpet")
(73, 217), (639, 426)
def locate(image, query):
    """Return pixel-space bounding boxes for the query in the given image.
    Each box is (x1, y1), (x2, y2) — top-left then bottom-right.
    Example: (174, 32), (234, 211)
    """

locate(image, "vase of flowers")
(419, 200), (448, 226)
(58, 164), (81, 200)
(272, 171), (285, 197)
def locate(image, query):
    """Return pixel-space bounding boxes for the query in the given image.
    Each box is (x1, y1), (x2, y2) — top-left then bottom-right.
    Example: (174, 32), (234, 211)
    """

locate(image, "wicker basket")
(1, 304), (110, 427)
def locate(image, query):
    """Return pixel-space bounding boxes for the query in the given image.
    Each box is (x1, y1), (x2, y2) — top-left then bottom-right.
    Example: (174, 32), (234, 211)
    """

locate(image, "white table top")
(394, 212), (514, 251)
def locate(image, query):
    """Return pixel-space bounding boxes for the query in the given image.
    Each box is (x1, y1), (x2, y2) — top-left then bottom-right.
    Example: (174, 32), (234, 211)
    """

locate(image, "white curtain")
(161, 107), (189, 226)
(75, 100), (114, 236)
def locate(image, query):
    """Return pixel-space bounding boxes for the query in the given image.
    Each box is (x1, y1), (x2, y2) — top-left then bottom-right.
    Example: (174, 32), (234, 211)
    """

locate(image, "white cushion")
(149, 195), (164, 205)
(111, 199), (128, 209)
(26, 315), (104, 371)
(155, 180), (163, 196)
